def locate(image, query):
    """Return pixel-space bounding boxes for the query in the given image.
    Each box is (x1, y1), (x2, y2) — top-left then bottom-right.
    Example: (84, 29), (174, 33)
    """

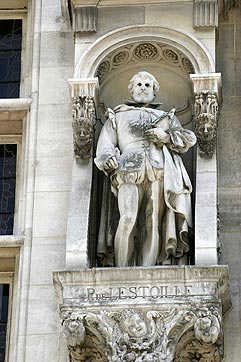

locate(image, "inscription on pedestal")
(86, 284), (193, 301)
(63, 280), (219, 306)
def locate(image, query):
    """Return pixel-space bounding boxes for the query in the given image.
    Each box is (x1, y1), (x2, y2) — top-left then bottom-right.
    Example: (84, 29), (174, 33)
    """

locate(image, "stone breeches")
(111, 167), (164, 189)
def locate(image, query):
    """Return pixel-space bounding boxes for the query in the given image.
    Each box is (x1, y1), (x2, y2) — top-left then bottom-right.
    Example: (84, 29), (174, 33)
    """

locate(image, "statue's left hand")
(144, 128), (170, 144)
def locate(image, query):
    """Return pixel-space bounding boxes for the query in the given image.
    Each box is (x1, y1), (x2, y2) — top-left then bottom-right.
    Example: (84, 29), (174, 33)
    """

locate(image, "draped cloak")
(94, 104), (196, 266)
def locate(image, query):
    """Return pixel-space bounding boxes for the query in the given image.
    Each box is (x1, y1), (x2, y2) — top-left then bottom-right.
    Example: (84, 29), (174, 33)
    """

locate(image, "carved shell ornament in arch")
(95, 42), (195, 85)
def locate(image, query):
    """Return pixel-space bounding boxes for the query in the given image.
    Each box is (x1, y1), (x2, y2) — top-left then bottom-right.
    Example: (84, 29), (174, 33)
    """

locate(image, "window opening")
(0, 145), (17, 235)
(0, 20), (22, 98)
(0, 284), (9, 362)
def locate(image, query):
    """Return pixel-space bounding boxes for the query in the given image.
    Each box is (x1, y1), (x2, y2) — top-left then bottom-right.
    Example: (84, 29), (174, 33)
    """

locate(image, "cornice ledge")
(0, 98), (32, 122)
(0, 98), (32, 111)
(53, 265), (232, 315)
(68, 78), (99, 99)
(0, 234), (25, 247)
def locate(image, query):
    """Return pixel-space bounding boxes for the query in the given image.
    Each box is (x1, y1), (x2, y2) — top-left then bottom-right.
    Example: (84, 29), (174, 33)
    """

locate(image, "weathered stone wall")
(22, 2), (74, 361)
(217, 8), (241, 361)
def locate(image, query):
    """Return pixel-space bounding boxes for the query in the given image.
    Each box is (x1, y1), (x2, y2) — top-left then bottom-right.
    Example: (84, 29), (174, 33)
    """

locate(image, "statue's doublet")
(113, 105), (167, 174)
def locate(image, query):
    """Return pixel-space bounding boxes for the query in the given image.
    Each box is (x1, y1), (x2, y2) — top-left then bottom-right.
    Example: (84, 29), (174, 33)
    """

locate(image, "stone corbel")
(60, 305), (223, 361)
(68, 78), (99, 159)
(190, 73), (221, 158)
(53, 266), (231, 362)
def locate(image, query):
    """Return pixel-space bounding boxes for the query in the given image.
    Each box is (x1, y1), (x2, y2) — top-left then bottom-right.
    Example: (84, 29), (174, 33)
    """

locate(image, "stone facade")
(0, 1), (240, 362)
(217, 8), (241, 361)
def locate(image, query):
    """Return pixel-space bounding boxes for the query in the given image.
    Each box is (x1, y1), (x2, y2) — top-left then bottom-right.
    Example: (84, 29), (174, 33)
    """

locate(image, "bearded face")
(130, 75), (155, 104)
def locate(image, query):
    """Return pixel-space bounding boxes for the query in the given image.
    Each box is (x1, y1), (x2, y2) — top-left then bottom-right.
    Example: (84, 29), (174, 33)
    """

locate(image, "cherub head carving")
(120, 310), (148, 338)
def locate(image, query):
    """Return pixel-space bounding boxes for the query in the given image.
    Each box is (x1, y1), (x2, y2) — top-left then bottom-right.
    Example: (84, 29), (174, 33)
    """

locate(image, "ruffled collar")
(124, 100), (162, 109)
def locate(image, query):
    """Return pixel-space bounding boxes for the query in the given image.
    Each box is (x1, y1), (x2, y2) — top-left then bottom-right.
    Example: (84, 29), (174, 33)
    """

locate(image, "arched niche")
(74, 25), (215, 79)
(94, 41), (195, 126)
(71, 25), (215, 267)
(93, 40), (196, 185)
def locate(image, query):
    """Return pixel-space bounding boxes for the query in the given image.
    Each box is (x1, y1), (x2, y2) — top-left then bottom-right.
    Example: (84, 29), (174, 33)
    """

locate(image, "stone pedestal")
(53, 266), (231, 361)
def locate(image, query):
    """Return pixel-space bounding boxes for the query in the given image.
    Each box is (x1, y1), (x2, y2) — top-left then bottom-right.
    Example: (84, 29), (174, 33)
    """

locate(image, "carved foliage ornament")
(72, 96), (96, 159)
(61, 306), (223, 362)
(134, 43), (159, 60)
(194, 91), (219, 158)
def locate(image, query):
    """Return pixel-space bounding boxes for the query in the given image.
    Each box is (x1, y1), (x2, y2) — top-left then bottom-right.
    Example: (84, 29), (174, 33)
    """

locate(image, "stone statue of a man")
(95, 71), (196, 267)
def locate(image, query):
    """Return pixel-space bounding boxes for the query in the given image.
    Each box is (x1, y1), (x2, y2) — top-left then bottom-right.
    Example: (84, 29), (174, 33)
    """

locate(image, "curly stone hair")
(128, 71), (160, 96)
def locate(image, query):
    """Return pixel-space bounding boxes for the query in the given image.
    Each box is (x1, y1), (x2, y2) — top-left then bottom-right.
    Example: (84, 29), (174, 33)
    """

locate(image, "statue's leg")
(142, 179), (165, 266)
(114, 183), (140, 267)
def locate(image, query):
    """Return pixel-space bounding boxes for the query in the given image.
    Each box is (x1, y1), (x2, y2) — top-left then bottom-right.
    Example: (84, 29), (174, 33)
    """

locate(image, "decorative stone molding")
(61, 305), (222, 362)
(191, 73), (221, 158)
(193, 0), (218, 28)
(96, 42), (195, 86)
(69, 78), (99, 159)
(0, 98), (32, 121)
(61, 0), (97, 32)
(73, 6), (97, 33)
(74, 26), (215, 78)
(72, 96), (95, 159)
(53, 266), (231, 362)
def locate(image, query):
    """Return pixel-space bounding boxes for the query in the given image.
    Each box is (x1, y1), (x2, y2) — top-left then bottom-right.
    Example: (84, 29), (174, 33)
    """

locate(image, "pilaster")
(66, 78), (99, 269)
(190, 73), (221, 265)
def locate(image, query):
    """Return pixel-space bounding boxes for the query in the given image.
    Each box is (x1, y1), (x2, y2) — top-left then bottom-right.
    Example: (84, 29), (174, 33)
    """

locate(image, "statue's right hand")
(103, 156), (118, 170)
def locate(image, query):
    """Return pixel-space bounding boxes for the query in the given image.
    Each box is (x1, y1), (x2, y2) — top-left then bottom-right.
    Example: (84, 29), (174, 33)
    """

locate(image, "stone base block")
(53, 266), (231, 361)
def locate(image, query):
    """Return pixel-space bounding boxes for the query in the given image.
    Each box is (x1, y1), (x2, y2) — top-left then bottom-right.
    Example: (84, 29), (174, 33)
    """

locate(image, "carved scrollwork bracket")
(60, 305), (223, 362)
(191, 73), (222, 159)
(72, 96), (95, 159)
(69, 78), (99, 160)
(194, 91), (219, 158)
